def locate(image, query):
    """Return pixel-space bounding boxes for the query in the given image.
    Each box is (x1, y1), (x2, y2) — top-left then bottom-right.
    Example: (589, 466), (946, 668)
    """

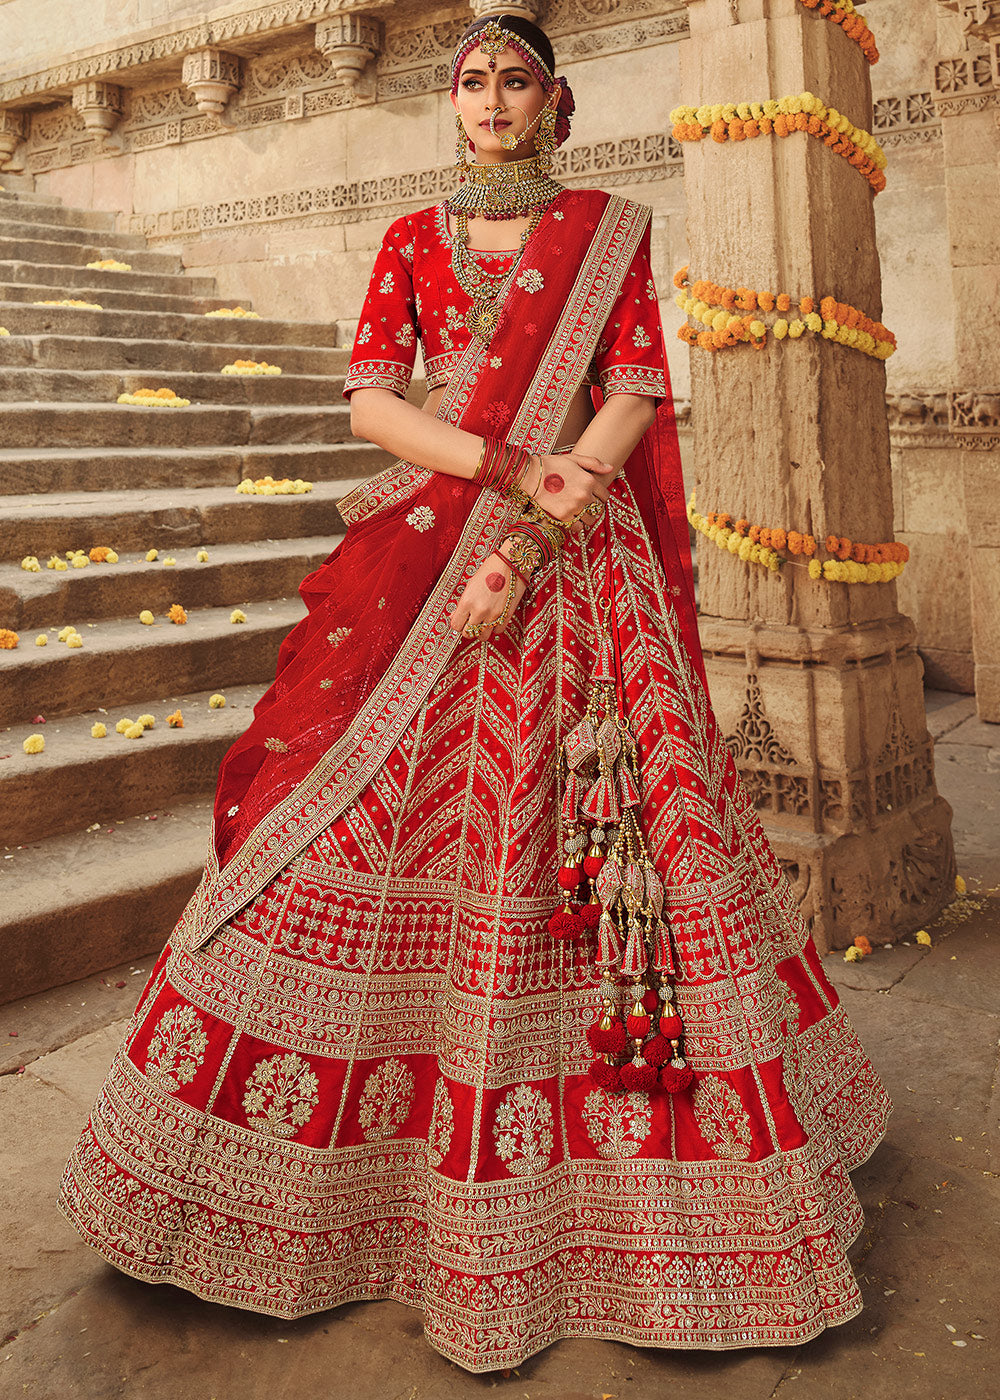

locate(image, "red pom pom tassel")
(659, 1061), (695, 1092)
(625, 1011), (651, 1040)
(557, 865), (583, 891)
(589, 1057), (623, 1092)
(548, 908), (584, 941)
(620, 1060), (658, 1092)
(659, 1012), (683, 1040)
(580, 901), (601, 930)
(586, 1020), (628, 1057)
(642, 1033), (672, 1066)
(583, 854), (605, 878)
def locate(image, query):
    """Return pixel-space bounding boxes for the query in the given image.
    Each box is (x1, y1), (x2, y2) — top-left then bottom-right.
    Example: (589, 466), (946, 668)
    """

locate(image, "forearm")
(571, 393), (658, 479)
(349, 388), (484, 481)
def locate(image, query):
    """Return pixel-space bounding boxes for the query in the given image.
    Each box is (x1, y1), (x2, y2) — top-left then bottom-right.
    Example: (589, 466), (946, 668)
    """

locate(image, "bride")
(59, 11), (890, 1373)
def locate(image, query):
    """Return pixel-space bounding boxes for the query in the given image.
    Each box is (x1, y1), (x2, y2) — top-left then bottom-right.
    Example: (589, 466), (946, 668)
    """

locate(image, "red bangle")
(490, 548), (529, 588)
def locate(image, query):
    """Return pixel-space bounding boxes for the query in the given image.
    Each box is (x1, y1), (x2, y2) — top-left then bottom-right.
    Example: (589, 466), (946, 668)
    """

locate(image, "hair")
(456, 13), (556, 78)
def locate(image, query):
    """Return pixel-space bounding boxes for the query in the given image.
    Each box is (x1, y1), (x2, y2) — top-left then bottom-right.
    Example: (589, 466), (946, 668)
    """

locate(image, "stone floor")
(1, 687), (997, 1400)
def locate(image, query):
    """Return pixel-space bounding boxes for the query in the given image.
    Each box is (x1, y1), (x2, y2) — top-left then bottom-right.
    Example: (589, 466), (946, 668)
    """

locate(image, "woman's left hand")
(450, 549), (527, 641)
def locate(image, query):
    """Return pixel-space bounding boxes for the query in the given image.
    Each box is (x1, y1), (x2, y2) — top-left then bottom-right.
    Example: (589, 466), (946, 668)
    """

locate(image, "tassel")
(620, 916), (647, 978)
(582, 775), (620, 824)
(652, 918), (676, 975)
(618, 763), (641, 808)
(589, 1057), (623, 1092)
(586, 1017), (627, 1057)
(580, 899), (602, 931)
(565, 718), (597, 769)
(596, 716), (622, 770)
(642, 1033), (673, 1066)
(622, 861), (646, 904)
(595, 633), (615, 683)
(660, 1058), (695, 1092)
(597, 913), (623, 969)
(620, 1056), (658, 1092)
(548, 902), (584, 940)
(595, 857), (623, 905)
(561, 771), (580, 823)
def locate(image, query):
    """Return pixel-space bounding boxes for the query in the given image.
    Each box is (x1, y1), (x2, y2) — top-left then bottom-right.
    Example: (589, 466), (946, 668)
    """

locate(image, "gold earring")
(455, 111), (470, 170)
(536, 104), (557, 172)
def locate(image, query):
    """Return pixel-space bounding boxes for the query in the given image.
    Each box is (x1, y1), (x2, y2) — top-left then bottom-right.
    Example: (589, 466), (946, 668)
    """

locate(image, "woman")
(59, 13), (891, 1373)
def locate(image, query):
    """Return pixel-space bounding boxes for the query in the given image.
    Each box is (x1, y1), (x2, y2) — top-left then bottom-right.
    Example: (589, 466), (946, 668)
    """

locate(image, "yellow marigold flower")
(22, 734), (45, 754)
(91, 722), (107, 738)
(843, 946), (863, 963)
(145, 549), (158, 562)
(749, 320), (767, 340)
(196, 549), (209, 562)
(57, 626), (76, 641)
(167, 603), (187, 624)
(711, 310), (729, 332)
(955, 874), (967, 895)
(35, 634), (48, 646)
(137, 713), (155, 730)
(0, 327), (8, 336)
(167, 710), (184, 728)
(21, 555), (41, 572)
(727, 533), (741, 555)
(67, 634), (83, 648)
(738, 538), (753, 562)
(209, 693), (226, 709)
(773, 319), (789, 340)
(808, 559), (822, 580)
(804, 313), (823, 334)
(139, 609), (155, 625)
(115, 718), (134, 734)
(736, 102), (752, 120)
(721, 103), (737, 123)
(162, 557), (177, 567)
(788, 320), (806, 339)
(915, 929), (932, 946)
(124, 722), (145, 739)
(72, 555), (89, 569)
(105, 548), (119, 563)
(230, 609), (247, 624)
(0, 628), (19, 649)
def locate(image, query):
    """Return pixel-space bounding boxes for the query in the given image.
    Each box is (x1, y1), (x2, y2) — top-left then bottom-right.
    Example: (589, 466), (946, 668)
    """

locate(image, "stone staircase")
(0, 180), (386, 1003)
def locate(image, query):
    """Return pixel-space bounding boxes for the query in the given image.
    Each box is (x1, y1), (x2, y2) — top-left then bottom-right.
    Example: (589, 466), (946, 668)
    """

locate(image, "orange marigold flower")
(836, 538), (853, 561)
(758, 291), (776, 312)
(89, 546), (112, 562)
(802, 535), (817, 556)
(0, 628), (18, 649)
(801, 297), (815, 315)
(825, 535), (840, 554)
(744, 120), (760, 139)
(771, 528), (787, 551)
(167, 710), (184, 728)
(673, 266), (689, 290)
(776, 293), (792, 313)
(167, 603), (188, 625)
(820, 297), (837, 321)
(775, 114), (790, 138)
(759, 529), (772, 549)
(749, 525), (761, 544)
(854, 935), (873, 956)
(787, 531), (804, 555)
(710, 119), (728, 143)
(734, 518), (749, 537)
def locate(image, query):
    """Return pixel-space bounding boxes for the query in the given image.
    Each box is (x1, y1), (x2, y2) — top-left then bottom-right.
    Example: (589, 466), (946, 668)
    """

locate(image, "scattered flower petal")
(91, 722), (107, 738)
(209, 693), (226, 709)
(916, 929), (932, 946)
(844, 945), (863, 962)
(167, 603), (187, 624)
(0, 629), (19, 649)
(35, 635), (47, 647)
(20, 555), (41, 572)
(67, 634), (83, 648)
(196, 549), (209, 562)
(955, 874), (966, 894)
(115, 718), (134, 735)
(139, 610), (155, 626)
(22, 734), (44, 754)
(230, 609), (247, 624)
(124, 722), (145, 739)
(166, 710), (184, 728)
(137, 714), (155, 730)
(145, 549), (158, 562)
(116, 388), (191, 408)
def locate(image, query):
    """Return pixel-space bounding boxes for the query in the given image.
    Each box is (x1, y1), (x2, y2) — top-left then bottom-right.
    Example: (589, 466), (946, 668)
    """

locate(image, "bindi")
(543, 472), (564, 494)
(486, 572), (507, 593)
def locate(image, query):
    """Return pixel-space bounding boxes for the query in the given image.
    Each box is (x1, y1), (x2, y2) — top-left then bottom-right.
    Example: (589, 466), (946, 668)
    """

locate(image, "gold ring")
(587, 500), (606, 517)
(463, 622), (485, 639)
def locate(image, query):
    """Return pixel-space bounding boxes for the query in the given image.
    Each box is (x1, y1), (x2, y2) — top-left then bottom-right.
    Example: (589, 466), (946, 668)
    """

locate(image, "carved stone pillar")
(0, 109), (27, 169)
(468, 0), (540, 19)
(314, 15), (382, 91)
(934, 1), (1000, 721)
(678, 0), (955, 949)
(71, 82), (124, 137)
(181, 49), (240, 116)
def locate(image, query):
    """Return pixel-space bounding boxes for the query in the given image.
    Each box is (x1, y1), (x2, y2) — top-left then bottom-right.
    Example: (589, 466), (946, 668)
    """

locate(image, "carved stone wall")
(0, 0), (994, 713)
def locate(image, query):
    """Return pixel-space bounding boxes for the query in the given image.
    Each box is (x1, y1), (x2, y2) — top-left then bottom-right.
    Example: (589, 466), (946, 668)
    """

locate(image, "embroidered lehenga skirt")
(58, 473), (891, 1372)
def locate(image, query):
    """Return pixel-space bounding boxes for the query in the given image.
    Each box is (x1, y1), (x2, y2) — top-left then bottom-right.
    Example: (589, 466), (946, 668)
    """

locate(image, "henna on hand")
(485, 571), (507, 594)
(543, 472), (565, 494)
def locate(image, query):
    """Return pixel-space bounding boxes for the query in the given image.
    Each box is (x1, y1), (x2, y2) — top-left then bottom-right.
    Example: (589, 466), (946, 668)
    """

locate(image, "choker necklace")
(447, 154), (564, 221)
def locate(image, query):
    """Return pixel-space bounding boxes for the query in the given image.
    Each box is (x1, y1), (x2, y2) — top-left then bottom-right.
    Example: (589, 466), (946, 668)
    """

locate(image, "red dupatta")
(179, 189), (703, 952)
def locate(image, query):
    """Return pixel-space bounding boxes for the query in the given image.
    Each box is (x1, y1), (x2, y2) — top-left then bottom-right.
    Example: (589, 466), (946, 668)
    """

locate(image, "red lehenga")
(59, 189), (890, 1373)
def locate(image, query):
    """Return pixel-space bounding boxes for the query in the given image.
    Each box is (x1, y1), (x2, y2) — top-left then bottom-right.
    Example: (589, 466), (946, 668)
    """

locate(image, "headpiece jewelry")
(451, 16), (575, 149)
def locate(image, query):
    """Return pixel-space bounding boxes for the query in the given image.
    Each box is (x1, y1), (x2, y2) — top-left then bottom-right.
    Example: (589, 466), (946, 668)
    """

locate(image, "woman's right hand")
(525, 452), (616, 524)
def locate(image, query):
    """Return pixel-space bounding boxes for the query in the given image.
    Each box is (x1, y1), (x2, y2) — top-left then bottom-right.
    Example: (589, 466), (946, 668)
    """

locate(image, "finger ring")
(587, 500), (606, 517)
(463, 622), (485, 639)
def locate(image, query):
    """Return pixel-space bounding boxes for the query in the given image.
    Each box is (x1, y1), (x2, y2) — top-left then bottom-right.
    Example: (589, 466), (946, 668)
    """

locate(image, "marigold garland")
(221, 359), (282, 375)
(797, 0), (878, 65)
(673, 268), (896, 360)
(669, 91), (887, 194)
(117, 388), (191, 408)
(687, 493), (909, 584)
(34, 299), (104, 310)
(204, 307), (260, 319)
(235, 475), (313, 495)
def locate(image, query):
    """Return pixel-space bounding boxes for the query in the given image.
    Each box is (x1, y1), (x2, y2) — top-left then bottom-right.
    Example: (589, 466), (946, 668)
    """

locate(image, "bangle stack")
(502, 500), (570, 582)
(476, 437), (540, 502)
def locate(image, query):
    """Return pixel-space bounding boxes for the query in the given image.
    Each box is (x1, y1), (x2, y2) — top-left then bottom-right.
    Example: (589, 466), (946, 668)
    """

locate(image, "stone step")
(0, 400), (352, 449)
(0, 440), (384, 494)
(0, 257), (217, 297)
(0, 794), (214, 1002)
(0, 534), (342, 629)
(0, 198), (118, 231)
(0, 682), (265, 849)
(0, 597), (304, 727)
(0, 176), (43, 195)
(0, 477), (357, 559)
(0, 216), (145, 250)
(0, 278), (231, 315)
(0, 234), (184, 274)
(0, 365), (346, 406)
(0, 332), (350, 376)
(0, 299), (339, 346)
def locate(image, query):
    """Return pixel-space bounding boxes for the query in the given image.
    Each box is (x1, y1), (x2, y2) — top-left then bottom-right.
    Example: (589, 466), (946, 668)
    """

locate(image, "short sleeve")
(591, 223), (667, 401)
(343, 218), (419, 400)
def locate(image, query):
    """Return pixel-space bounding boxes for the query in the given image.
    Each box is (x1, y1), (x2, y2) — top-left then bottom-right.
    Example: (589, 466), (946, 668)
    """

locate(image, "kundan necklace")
(447, 153), (563, 221)
(450, 205), (543, 342)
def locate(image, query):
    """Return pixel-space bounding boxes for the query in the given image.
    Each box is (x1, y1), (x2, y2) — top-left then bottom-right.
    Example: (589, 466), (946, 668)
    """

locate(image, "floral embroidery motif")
(396, 323), (414, 348)
(357, 322), (372, 345)
(632, 326), (652, 349)
(227, 804), (239, 816)
(552, 209), (565, 220)
(427, 1078), (454, 1167)
(358, 1058), (415, 1141)
(144, 1005), (208, 1092)
(489, 356), (503, 368)
(692, 1076), (754, 1161)
(516, 268), (544, 293)
(379, 272), (394, 295)
(406, 506), (436, 533)
(493, 1083), (554, 1177)
(242, 1052), (319, 1138)
(319, 678), (333, 690)
(483, 400), (512, 432)
(646, 277), (657, 301)
(327, 627), (352, 646)
(582, 1089), (653, 1160)
(265, 736), (289, 753)
(445, 305), (464, 330)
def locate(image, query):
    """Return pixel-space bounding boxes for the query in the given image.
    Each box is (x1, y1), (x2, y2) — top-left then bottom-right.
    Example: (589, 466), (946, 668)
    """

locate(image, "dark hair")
(457, 12), (555, 75)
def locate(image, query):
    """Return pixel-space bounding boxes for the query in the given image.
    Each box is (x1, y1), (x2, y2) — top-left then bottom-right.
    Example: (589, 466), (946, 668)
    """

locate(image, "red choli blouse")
(343, 202), (667, 402)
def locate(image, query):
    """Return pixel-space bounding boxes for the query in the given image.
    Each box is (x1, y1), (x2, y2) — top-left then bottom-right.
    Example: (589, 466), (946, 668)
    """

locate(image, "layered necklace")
(447, 156), (563, 342)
